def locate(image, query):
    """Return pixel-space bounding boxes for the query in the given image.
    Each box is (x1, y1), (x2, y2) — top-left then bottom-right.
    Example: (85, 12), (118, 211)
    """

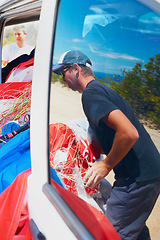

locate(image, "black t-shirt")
(82, 80), (160, 182)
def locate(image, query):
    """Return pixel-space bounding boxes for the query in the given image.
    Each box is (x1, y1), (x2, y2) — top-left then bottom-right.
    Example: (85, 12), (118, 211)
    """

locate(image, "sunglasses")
(60, 65), (72, 76)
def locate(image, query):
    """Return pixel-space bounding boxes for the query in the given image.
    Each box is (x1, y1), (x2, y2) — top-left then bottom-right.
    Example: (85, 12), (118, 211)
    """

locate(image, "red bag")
(0, 169), (32, 240)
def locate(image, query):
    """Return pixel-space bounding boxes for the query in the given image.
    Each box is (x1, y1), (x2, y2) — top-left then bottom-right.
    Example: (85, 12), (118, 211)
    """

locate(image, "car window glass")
(49, 0), (160, 206)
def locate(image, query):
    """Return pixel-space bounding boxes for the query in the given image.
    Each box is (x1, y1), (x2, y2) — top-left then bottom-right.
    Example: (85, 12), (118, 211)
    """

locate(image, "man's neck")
(17, 42), (24, 48)
(80, 76), (95, 92)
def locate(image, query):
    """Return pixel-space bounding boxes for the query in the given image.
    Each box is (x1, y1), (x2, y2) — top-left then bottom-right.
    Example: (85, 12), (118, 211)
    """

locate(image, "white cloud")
(72, 39), (83, 43)
(104, 52), (141, 61)
(89, 44), (142, 61)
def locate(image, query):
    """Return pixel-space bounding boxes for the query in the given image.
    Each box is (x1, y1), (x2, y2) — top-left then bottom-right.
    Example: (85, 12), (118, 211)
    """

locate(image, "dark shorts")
(106, 178), (160, 240)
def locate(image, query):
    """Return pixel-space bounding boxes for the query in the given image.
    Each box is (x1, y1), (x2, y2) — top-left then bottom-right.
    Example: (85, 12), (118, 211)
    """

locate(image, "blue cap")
(52, 50), (92, 74)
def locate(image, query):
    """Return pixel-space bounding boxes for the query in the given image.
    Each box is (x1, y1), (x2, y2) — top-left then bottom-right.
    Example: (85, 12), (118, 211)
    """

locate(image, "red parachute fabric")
(49, 123), (98, 195)
(0, 169), (121, 240)
(0, 81), (31, 135)
(0, 169), (32, 240)
(5, 57), (34, 83)
(0, 81), (32, 99)
(49, 123), (121, 239)
(52, 179), (121, 240)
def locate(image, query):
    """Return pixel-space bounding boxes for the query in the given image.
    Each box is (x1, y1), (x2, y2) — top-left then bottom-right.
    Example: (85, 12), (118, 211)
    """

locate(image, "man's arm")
(2, 45), (9, 67)
(84, 109), (139, 188)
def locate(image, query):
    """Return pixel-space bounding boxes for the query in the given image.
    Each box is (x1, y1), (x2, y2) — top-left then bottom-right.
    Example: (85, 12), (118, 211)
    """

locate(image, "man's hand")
(83, 158), (110, 188)
(83, 109), (139, 189)
(2, 60), (9, 67)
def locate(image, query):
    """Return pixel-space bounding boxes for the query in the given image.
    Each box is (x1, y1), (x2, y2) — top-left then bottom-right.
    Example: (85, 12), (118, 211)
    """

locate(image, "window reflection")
(50, 0), (160, 236)
(83, 15), (111, 37)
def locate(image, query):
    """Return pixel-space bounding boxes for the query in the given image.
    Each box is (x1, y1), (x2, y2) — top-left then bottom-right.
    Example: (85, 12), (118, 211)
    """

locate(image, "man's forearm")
(104, 128), (139, 171)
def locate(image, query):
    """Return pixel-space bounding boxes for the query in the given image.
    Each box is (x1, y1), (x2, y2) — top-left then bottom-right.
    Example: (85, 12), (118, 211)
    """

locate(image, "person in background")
(52, 50), (160, 240)
(2, 25), (33, 67)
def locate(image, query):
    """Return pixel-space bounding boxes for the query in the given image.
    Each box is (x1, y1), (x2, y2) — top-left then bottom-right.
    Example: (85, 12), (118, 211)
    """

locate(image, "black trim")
(29, 219), (46, 240)
(0, 120), (30, 142)
(47, 0), (61, 184)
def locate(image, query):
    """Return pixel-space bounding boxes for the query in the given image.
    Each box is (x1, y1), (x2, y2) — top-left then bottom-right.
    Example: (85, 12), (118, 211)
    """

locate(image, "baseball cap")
(52, 50), (92, 75)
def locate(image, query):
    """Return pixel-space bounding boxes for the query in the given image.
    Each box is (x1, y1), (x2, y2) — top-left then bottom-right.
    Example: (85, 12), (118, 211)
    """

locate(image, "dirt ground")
(50, 83), (160, 240)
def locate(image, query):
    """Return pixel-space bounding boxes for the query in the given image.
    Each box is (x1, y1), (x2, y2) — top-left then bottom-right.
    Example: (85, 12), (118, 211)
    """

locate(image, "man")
(2, 25), (33, 67)
(52, 50), (160, 240)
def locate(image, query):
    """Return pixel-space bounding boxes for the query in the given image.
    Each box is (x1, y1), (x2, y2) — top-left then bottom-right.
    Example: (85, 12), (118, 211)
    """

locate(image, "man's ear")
(72, 63), (80, 78)
(73, 63), (80, 72)
(72, 63), (78, 68)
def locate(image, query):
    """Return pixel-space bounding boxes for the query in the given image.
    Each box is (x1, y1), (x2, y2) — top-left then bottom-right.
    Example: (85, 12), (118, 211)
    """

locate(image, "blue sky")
(53, 0), (160, 76)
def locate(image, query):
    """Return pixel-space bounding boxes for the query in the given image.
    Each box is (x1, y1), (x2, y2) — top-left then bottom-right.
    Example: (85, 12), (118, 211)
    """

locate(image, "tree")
(109, 53), (160, 128)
